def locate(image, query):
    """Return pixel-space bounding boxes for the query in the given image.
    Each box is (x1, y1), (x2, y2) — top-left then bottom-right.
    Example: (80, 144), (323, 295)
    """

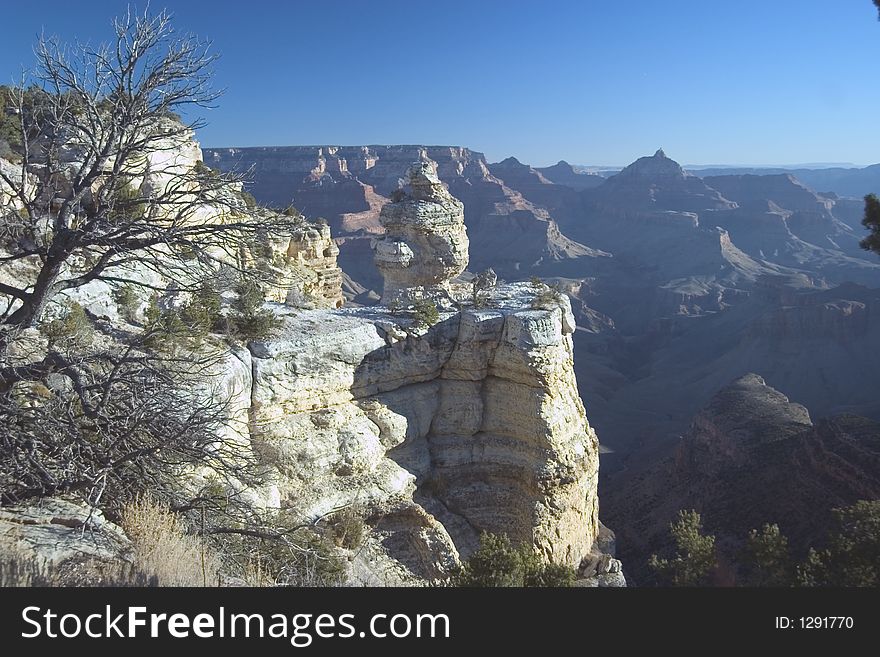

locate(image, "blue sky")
(2, 0), (879, 166)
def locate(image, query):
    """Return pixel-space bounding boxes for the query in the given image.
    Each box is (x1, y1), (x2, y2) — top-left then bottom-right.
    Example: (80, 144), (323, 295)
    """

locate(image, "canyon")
(4, 126), (879, 584)
(204, 142), (880, 577)
(1, 137), (621, 586)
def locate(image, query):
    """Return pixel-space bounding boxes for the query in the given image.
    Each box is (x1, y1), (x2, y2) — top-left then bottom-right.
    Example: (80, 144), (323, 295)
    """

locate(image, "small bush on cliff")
(411, 299), (440, 328)
(193, 160), (221, 178)
(107, 180), (146, 222)
(224, 279), (281, 342)
(0, 85), (24, 160)
(39, 301), (93, 348)
(187, 282), (223, 332)
(452, 532), (575, 587)
(143, 283), (223, 350)
(649, 510), (717, 586)
(530, 278), (564, 310)
(113, 284), (141, 323)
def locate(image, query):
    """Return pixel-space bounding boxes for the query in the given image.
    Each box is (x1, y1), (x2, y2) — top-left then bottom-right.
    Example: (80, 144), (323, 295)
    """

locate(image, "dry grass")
(1, 521), (157, 587)
(0, 554), (158, 587)
(121, 496), (223, 587)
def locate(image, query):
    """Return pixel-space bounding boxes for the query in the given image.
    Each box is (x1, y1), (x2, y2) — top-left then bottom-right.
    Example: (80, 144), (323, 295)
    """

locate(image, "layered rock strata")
(264, 222), (344, 309)
(248, 283), (602, 576)
(371, 161), (468, 304)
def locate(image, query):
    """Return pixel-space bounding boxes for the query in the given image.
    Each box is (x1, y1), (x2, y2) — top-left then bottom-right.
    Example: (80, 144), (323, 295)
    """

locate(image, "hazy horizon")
(201, 142), (875, 171)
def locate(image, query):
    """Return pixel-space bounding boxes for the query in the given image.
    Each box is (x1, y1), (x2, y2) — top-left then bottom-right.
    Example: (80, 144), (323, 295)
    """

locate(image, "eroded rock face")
(584, 149), (737, 215)
(2, 129), (614, 583)
(0, 499), (133, 585)
(247, 283), (601, 577)
(263, 222), (344, 309)
(372, 161), (468, 304)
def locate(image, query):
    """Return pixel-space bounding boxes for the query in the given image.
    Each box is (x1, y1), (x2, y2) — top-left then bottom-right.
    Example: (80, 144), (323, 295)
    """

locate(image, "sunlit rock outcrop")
(372, 160), (468, 305)
(248, 282), (608, 578)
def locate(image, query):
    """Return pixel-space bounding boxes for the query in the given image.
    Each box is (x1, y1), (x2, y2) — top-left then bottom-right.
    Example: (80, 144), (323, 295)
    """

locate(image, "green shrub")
(530, 279), (563, 310)
(525, 560), (577, 587)
(40, 301), (93, 346)
(649, 510), (717, 586)
(143, 283), (222, 350)
(224, 279), (281, 342)
(107, 181), (145, 221)
(411, 298), (440, 328)
(193, 160), (221, 178)
(452, 532), (575, 587)
(185, 282), (222, 333)
(0, 86), (23, 159)
(742, 524), (793, 586)
(113, 284), (141, 322)
(0, 85), (58, 163)
(143, 280), (279, 348)
(796, 500), (880, 587)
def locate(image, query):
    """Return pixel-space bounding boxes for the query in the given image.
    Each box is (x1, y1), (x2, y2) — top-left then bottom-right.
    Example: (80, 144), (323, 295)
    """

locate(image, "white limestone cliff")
(244, 282), (613, 581)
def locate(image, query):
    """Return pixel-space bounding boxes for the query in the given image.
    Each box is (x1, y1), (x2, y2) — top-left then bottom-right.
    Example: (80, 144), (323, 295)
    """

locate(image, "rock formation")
(703, 172), (872, 277)
(264, 222), (344, 309)
(248, 282), (607, 577)
(372, 160), (468, 305)
(203, 145), (606, 296)
(535, 160), (605, 191)
(1, 128), (620, 586)
(583, 148), (737, 215)
(602, 374), (880, 583)
(688, 163), (880, 200)
(487, 156), (583, 225)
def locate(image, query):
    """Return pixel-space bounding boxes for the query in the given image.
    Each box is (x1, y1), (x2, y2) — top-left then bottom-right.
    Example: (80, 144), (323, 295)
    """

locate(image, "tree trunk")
(5, 258), (64, 328)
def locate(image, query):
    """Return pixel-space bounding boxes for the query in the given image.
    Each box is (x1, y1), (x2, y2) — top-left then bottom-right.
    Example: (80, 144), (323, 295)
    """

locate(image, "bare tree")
(0, 7), (297, 330)
(0, 9), (292, 515)
(0, 327), (260, 508)
(0, 9), (356, 588)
